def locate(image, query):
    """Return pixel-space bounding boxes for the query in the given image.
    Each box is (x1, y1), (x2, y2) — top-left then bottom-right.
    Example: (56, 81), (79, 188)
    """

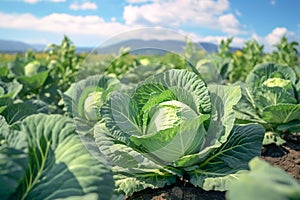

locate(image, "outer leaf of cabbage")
(0, 80), (23, 99)
(262, 104), (300, 124)
(4, 114), (114, 200)
(0, 117), (28, 200)
(2, 100), (49, 125)
(94, 122), (178, 196)
(17, 70), (49, 90)
(226, 157), (300, 200)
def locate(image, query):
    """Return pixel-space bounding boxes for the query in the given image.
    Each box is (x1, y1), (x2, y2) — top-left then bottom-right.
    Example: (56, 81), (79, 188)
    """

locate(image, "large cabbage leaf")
(94, 122), (177, 196)
(0, 117), (28, 199)
(0, 80), (23, 114)
(0, 114), (114, 200)
(227, 157), (300, 200)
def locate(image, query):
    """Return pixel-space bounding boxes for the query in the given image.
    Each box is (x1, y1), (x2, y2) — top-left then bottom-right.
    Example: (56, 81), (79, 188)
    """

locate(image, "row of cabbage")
(0, 37), (300, 200)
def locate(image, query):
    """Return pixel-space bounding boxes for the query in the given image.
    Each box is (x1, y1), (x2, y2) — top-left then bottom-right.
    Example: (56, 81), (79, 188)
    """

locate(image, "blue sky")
(0, 0), (299, 50)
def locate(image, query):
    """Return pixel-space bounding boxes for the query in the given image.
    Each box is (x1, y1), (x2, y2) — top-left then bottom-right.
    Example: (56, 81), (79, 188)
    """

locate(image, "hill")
(0, 39), (35, 53)
(0, 38), (238, 55)
(94, 39), (219, 55)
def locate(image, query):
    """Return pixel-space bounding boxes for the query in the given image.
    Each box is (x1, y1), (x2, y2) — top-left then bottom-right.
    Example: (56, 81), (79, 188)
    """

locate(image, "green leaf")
(277, 120), (300, 133)
(246, 63), (297, 89)
(0, 117), (28, 200)
(187, 124), (265, 191)
(132, 69), (211, 115)
(206, 85), (242, 145)
(256, 86), (297, 109)
(2, 100), (49, 125)
(94, 122), (178, 196)
(262, 104), (300, 124)
(101, 92), (142, 144)
(296, 81), (300, 103)
(0, 65), (9, 77)
(175, 85), (242, 167)
(234, 85), (266, 124)
(113, 171), (176, 196)
(12, 114), (114, 200)
(226, 157), (300, 200)
(17, 70), (49, 90)
(94, 122), (159, 169)
(0, 80), (23, 99)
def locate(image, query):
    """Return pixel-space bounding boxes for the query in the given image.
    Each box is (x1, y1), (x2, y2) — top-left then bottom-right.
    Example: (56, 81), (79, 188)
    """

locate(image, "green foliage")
(227, 157), (300, 200)
(214, 36), (300, 83)
(0, 34), (298, 199)
(265, 36), (300, 71)
(46, 35), (84, 91)
(96, 69), (264, 196)
(234, 63), (300, 145)
(229, 40), (264, 82)
(0, 114), (114, 200)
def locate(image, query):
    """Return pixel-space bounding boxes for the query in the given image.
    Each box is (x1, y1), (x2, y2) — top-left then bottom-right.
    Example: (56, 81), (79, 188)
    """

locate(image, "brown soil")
(260, 134), (300, 181)
(126, 134), (300, 200)
(126, 182), (225, 200)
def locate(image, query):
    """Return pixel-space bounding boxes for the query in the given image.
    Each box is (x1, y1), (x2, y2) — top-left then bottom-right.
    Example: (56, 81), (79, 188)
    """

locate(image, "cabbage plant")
(61, 74), (120, 134)
(0, 114), (114, 200)
(95, 69), (265, 196)
(234, 63), (300, 145)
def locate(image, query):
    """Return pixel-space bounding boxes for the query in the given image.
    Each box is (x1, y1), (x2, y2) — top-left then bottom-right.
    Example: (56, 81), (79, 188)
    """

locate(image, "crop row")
(0, 36), (299, 199)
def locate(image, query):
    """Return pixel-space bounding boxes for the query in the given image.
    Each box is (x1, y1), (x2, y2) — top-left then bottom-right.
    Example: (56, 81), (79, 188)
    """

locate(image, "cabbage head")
(234, 63), (300, 145)
(61, 74), (120, 134)
(95, 69), (264, 196)
(24, 60), (41, 76)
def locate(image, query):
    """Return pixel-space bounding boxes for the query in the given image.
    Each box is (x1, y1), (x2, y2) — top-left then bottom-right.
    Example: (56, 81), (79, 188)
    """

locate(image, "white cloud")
(24, 0), (39, 3)
(218, 13), (245, 35)
(265, 27), (288, 46)
(0, 12), (129, 38)
(70, 2), (98, 10)
(249, 27), (296, 51)
(123, 0), (245, 35)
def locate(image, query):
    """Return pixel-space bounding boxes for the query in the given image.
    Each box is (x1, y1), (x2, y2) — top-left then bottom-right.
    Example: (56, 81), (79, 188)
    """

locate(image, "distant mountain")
(94, 39), (220, 55)
(0, 38), (240, 55)
(0, 39), (35, 53)
(0, 39), (94, 53)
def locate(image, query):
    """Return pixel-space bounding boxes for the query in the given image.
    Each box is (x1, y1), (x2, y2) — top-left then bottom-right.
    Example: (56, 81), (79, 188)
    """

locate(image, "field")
(1, 35), (300, 200)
